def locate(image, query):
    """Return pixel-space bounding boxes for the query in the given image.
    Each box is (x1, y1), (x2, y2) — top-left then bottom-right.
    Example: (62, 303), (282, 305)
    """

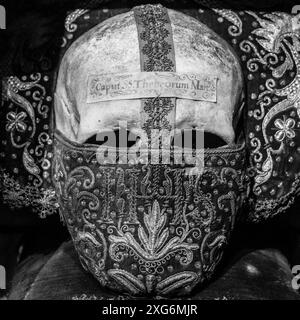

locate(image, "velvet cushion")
(8, 241), (300, 300)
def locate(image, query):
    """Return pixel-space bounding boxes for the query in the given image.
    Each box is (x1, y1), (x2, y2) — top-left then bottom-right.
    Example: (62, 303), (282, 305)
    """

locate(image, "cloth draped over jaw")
(1, 1), (300, 222)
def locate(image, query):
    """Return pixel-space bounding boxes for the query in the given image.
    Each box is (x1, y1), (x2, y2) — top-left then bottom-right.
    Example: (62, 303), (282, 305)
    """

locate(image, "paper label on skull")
(86, 72), (218, 103)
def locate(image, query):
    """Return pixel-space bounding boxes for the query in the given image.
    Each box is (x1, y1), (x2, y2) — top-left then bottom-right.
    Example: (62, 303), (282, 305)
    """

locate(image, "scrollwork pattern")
(201, 7), (300, 220)
(53, 132), (246, 296)
(0, 74), (58, 217)
(61, 9), (89, 47)
(240, 12), (300, 220)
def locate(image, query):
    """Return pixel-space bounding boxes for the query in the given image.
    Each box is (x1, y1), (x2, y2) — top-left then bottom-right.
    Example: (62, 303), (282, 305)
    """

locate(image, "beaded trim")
(133, 5), (176, 138)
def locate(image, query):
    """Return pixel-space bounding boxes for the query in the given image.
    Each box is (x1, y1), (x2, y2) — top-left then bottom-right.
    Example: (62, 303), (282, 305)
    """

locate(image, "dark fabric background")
(1, 0), (300, 298)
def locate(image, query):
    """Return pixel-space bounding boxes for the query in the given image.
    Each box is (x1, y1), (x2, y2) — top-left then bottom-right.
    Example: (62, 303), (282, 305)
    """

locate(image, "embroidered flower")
(273, 117), (296, 142)
(6, 111), (27, 132)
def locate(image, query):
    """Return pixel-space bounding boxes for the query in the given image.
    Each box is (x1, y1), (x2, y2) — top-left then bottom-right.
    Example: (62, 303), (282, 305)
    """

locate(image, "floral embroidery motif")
(6, 111), (27, 133)
(239, 12), (300, 220)
(1, 74), (58, 217)
(273, 117), (296, 142)
(1, 171), (58, 218)
(208, 7), (300, 219)
(53, 133), (246, 296)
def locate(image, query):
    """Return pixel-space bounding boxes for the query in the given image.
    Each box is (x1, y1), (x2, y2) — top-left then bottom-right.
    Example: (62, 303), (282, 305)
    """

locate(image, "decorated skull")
(53, 4), (248, 297)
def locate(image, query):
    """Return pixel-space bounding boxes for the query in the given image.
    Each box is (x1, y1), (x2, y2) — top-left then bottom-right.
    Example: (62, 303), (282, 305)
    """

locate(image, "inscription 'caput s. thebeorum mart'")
(87, 72), (218, 103)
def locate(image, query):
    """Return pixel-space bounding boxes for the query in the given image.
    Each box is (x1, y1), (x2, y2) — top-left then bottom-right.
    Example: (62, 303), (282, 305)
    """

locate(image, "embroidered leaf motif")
(138, 226), (149, 252)
(108, 269), (145, 295)
(23, 147), (40, 176)
(156, 271), (198, 295)
(255, 152), (273, 186)
(141, 200), (168, 254)
(155, 228), (169, 253)
(109, 199), (199, 262)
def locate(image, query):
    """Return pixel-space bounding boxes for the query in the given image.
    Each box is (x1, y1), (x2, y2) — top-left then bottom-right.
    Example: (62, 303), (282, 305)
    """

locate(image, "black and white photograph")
(0, 0), (300, 313)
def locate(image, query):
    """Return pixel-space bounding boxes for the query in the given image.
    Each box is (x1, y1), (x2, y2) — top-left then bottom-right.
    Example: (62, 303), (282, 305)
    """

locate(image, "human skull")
(55, 7), (243, 146)
(53, 5), (246, 297)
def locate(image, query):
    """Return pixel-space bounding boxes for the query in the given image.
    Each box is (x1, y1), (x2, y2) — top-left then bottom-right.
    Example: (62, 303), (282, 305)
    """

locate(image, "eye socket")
(203, 132), (227, 148)
(84, 129), (139, 148)
(85, 129), (228, 149)
(172, 130), (227, 149)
